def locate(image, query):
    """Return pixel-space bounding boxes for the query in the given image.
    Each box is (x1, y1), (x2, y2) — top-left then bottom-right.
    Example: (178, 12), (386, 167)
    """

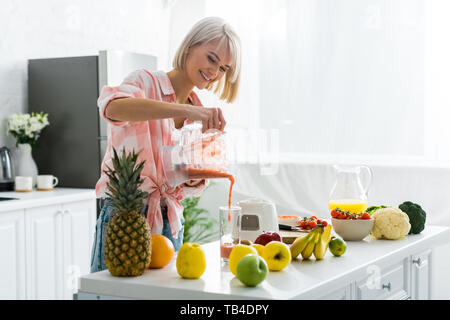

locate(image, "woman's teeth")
(200, 71), (210, 81)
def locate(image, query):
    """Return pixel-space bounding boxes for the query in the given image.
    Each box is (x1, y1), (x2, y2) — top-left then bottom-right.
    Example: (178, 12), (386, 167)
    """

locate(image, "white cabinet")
(25, 204), (62, 299)
(0, 189), (96, 300)
(24, 200), (96, 300)
(319, 284), (352, 300)
(0, 210), (26, 299)
(355, 260), (410, 300)
(410, 250), (432, 300)
(61, 201), (96, 299)
(333, 250), (433, 300)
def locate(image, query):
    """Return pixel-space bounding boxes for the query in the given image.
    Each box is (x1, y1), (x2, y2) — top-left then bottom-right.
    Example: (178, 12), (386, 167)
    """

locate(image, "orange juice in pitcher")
(328, 199), (368, 214)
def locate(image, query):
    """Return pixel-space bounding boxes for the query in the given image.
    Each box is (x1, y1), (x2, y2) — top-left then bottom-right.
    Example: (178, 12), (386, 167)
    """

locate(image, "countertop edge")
(0, 188), (97, 212)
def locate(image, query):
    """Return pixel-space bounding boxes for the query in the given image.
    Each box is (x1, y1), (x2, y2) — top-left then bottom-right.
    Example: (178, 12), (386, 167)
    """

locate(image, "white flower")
(7, 112), (49, 144)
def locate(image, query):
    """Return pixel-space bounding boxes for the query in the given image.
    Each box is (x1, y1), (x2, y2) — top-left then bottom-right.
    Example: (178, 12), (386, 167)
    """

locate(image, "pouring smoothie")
(187, 168), (235, 220)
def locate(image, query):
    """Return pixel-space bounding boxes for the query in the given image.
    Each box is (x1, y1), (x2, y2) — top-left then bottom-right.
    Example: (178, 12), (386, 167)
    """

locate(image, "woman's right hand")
(184, 105), (226, 132)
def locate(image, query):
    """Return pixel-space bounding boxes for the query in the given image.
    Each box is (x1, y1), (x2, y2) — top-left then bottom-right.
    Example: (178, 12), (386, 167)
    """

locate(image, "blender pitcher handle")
(361, 166), (373, 195)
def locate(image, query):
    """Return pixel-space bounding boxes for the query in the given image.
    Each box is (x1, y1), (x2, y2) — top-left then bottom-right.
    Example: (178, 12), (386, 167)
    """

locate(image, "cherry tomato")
(300, 220), (307, 229)
(361, 212), (371, 220)
(308, 220), (317, 228)
(311, 216), (318, 220)
(322, 221), (328, 226)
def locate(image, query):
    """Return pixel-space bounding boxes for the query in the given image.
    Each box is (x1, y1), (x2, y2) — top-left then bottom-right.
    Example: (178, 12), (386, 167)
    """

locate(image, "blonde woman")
(90, 17), (241, 272)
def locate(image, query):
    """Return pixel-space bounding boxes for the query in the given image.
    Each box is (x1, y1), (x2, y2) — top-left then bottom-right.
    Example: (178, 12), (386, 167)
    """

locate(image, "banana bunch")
(290, 225), (333, 260)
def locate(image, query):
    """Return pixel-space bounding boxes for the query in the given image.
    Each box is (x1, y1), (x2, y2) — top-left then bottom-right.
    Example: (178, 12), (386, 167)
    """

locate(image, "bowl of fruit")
(330, 209), (373, 241)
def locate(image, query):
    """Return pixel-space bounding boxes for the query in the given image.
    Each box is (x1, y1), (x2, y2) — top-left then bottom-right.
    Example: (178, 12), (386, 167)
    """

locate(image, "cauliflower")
(371, 208), (411, 240)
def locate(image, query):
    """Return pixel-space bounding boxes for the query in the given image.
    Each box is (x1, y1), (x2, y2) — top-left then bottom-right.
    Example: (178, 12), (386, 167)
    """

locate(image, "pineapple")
(104, 147), (151, 276)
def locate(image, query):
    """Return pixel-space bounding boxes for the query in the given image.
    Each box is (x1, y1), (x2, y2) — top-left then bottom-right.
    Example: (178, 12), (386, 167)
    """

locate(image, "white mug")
(37, 175), (59, 191)
(15, 176), (33, 192)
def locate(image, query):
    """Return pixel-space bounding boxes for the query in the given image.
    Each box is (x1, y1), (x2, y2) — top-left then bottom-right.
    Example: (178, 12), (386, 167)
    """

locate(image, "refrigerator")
(28, 50), (158, 214)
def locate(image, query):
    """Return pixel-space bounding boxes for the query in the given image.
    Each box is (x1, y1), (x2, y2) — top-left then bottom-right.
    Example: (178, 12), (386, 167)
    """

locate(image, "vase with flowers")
(7, 112), (49, 187)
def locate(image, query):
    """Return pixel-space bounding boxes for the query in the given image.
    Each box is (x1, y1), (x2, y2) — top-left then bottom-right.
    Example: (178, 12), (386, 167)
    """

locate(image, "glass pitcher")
(161, 122), (232, 188)
(328, 165), (373, 214)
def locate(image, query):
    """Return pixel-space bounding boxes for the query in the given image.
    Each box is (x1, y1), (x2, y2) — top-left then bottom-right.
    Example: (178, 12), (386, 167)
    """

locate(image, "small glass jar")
(219, 205), (241, 264)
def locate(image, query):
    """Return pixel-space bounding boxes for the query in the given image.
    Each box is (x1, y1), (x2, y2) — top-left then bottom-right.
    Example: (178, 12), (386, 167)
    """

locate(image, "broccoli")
(366, 205), (389, 215)
(398, 201), (426, 234)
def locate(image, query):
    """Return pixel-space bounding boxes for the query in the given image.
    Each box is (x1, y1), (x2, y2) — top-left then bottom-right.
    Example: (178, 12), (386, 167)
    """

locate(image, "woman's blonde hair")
(173, 17), (241, 103)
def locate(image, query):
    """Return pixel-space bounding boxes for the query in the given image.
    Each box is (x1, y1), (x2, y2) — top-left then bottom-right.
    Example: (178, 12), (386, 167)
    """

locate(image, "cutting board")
(280, 229), (310, 244)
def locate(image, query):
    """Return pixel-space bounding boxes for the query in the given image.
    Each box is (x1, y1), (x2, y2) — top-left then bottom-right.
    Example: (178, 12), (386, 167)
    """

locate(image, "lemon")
(176, 242), (206, 279)
(329, 238), (347, 257)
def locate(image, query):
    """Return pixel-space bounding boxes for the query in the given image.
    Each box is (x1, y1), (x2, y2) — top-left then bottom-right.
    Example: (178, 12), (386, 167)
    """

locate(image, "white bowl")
(331, 218), (374, 241)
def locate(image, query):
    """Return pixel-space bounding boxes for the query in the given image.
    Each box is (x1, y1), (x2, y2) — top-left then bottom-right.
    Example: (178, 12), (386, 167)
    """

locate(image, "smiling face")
(184, 38), (232, 90)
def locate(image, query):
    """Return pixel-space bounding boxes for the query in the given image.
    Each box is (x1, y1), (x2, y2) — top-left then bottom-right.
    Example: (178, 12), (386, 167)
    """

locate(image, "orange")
(149, 234), (175, 269)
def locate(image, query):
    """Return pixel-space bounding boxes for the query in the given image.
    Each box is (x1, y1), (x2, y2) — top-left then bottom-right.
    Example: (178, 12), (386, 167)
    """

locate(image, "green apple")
(236, 254), (268, 287)
(261, 241), (292, 271)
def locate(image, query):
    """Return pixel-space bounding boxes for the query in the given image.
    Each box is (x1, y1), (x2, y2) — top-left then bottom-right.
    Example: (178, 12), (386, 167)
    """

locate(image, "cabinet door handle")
(412, 258), (422, 266)
(382, 282), (391, 291)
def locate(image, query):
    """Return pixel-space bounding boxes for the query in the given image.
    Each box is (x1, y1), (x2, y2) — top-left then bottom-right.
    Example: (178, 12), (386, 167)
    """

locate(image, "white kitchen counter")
(0, 188), (96, 213)
(78, 225), (450, 300)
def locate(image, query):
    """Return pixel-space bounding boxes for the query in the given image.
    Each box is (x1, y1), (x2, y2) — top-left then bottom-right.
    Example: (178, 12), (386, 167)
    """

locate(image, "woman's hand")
(184, 105), (226, 132)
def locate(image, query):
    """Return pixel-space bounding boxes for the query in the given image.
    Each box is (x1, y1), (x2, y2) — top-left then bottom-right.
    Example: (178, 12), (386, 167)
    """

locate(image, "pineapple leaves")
(104, 147), (148, 215)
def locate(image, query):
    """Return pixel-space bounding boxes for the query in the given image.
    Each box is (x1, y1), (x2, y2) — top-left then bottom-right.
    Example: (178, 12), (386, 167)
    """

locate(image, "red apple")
(254, 232), (282, 245)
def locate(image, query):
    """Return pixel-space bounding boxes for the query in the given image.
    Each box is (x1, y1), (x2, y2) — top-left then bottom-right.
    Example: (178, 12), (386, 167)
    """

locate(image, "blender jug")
(161, 122), (232, 188)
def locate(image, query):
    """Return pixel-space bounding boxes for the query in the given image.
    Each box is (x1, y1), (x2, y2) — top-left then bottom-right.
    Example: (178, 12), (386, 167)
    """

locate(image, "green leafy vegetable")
(367, 205), (389, 215)
(398, 201), (426, 234)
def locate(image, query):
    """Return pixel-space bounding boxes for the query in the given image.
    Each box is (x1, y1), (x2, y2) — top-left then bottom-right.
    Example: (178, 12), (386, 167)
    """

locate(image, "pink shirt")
(96, 69), (207, 238)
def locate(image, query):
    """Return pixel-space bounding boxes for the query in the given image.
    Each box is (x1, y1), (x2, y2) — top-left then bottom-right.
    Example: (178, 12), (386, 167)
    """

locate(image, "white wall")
(0, 0), (171, 150)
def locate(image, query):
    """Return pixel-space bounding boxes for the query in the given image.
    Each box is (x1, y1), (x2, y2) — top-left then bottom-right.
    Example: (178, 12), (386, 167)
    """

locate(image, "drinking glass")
(219, 206), (241, 264)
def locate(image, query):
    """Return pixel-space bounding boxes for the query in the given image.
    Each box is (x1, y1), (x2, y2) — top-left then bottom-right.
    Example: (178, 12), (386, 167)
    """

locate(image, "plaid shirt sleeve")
(97, 69), (149, 127)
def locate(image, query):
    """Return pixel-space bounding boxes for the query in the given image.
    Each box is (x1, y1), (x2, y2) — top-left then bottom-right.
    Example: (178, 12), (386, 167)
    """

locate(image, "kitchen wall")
(0, 0), (172, 152)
